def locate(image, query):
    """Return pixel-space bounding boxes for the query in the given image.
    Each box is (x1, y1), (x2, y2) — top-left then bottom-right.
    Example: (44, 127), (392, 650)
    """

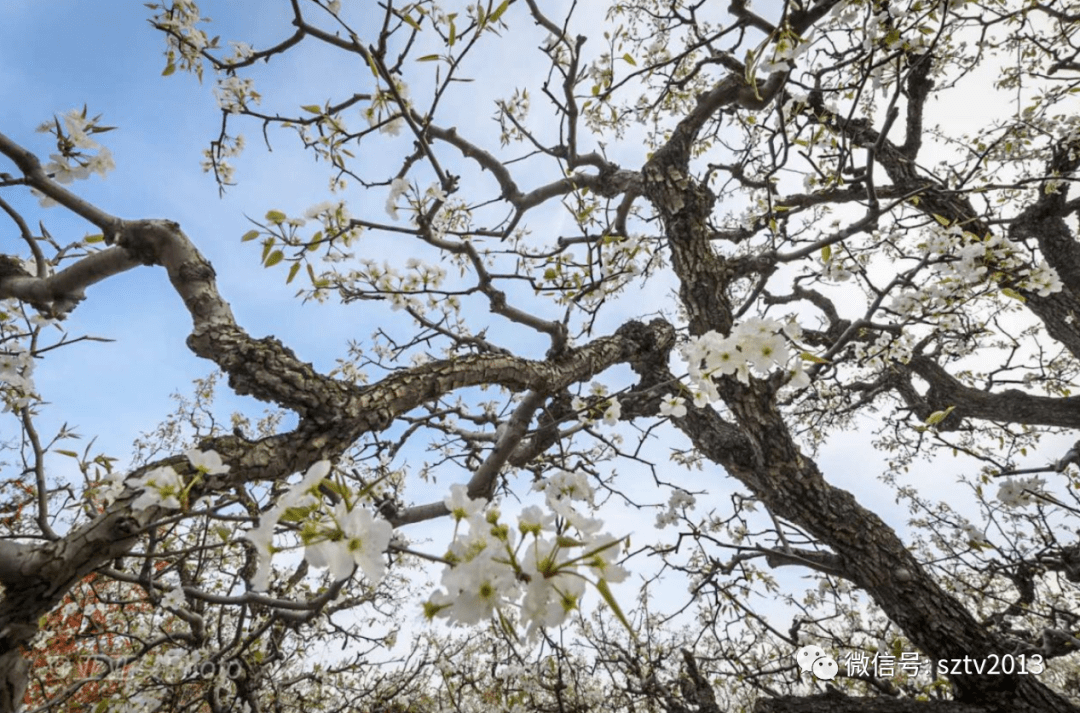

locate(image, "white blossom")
(519, 537), (584, 635)
(305, 502), (393, 583)
(518, 504), (556, 535)
(445, 483), (485, 522)
(659, 396), (687, 418)
(186, 448), (230, 475)
(385, 177), (409, 220)
(996, 476), (1046, 509)
(214, 76), (260, 113)
(602, 398), (621, 426)
(242, 460), (333, 591)
(130, 466), (185, 513)
(160, 586), (186, 610)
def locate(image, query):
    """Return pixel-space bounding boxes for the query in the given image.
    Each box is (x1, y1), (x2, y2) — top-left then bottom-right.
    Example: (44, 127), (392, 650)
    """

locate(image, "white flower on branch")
(445, 483), (485, 522)
(130, 465), (185, 513)
(996, 476), (1046, 509)
(242, 460), (332, 591)
(602, 398), (621, 426)
(186, 448), (229, 475)
(385, 177), (409, 220)
(659, 396), (687, 418)
(305, 502), (393, 583)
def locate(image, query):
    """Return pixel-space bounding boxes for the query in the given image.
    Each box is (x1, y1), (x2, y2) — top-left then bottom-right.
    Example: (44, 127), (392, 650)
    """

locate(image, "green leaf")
(286, 262), (301, 284)
(281, 505), (316, 523)
(924, 405), (956, 426)
(1001, 287), (1026, 303)
(301, 105), (323, 114)
(264, 250), (285, 268)
(622, 53), (637, 66)
(417, 54), (441, 62)
(56, 450), (79, 458)
(594, 578), (636, 639)
(496, 608), (516, 638)
(241, 229), (260, 242)
(401, 13), (421, 31)
(84, 234), (105, 244)
(821, 244), (831, 262)
(489, 0), (511, 23)
(932, 214), (951, 227)
(162, 62), (176, 77)
(800, 351), (830, 364)
(265, 210), (287, 224)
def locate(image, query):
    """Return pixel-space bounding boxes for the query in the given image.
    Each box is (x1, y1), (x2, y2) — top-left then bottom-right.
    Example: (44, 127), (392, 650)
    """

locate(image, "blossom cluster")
(129, 466), (185, 513)
(888, 225), (1063, 321)
(585, 236), (652, 306)
(363, 77), (410, 136)
(659, 396), (687, 419)
(565, 382), (626, 425)
(424, 473), (629, 641)
(495, 88), (530, 145)
(243, 460), (393, 592)
(214, 76), (261, 114)
(655, 489), (696, 529)
(200, 132), (245, 184)
(344, 256), (450, 312)
(958, 519), (990, 547)
(827, 0), (935, 58)
(149, 0), (210, 76)
(99, 449), (231, 516)
(224, 40), (254, 64)
(304, 199), (348, 222)
(571, 382), (623, 427)
(996, 475), (1047, 509)
(0, 342), (36, 412)
(679, 317), (810, 404)
(850, 331), (914, 371)
(385, 178), (448, 223)
(756, 27), (814, 75)
(32, 108), (116, 205)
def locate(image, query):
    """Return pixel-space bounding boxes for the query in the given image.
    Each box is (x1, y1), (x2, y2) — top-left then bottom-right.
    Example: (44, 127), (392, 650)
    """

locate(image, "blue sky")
(1, 2), (380, 471)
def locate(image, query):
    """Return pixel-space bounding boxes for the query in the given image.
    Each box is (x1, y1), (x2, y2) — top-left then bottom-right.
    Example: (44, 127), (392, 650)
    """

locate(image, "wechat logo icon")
(796, 645), (838, 681)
